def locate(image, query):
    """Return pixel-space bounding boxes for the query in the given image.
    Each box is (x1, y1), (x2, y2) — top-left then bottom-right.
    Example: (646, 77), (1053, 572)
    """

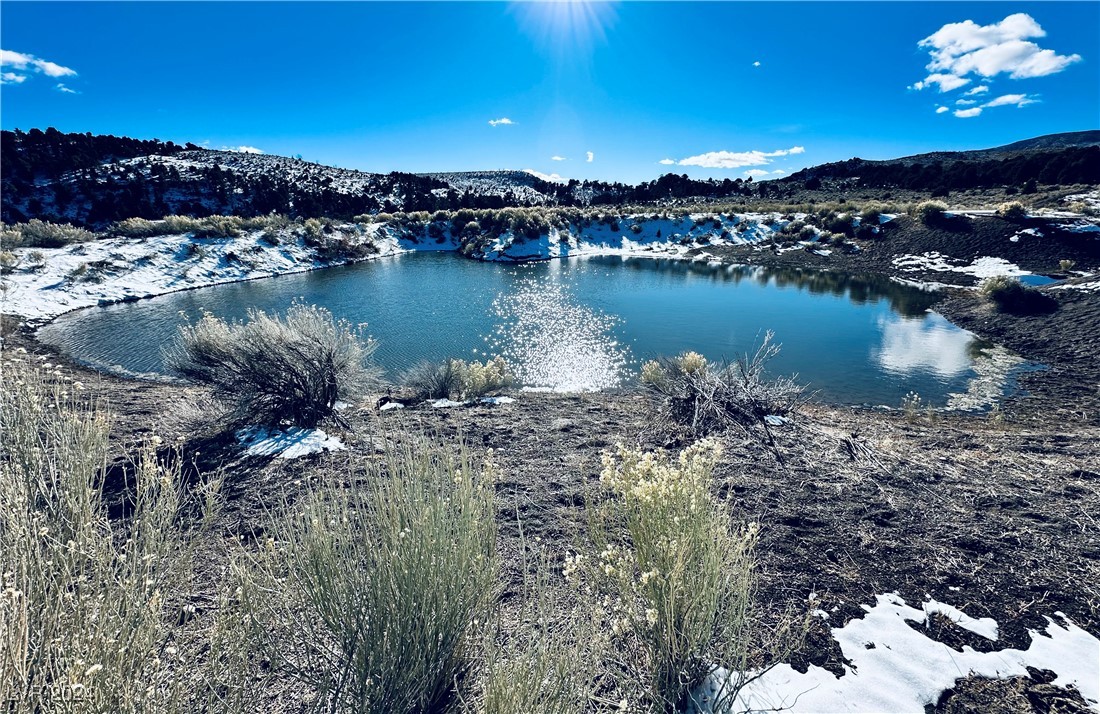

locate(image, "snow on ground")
(236, 426), (346, 459)
(1052, 273), (1100, 293)
(0, 224), (405, 323)
(893, 252), (1033, 280)
(0, 212), (797, 323)
(689, 592), (1100, 713)
(473, 212), (790, 262)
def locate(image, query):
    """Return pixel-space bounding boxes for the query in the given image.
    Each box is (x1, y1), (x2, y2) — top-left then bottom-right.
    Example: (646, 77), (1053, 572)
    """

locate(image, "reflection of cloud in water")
(875, 313), (975, 377)
(489, 277), (630, 391)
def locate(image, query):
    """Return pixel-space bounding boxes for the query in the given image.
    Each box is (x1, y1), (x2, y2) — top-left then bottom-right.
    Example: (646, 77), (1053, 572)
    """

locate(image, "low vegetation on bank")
(2, 187), (1084, 254)
(0, 305), (810, 713)
(165, 304), (378, 429)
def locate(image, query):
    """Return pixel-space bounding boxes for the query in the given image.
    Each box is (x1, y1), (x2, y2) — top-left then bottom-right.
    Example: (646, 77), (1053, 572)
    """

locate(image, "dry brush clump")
(0, 219), (96, 248)
(228, 441), (499, 713)
(165, 304), (379, 428)
(979, 276), (1056, 315)
(403, 356), (513, 402)
(640, 333), (806, 435)
(911, 200), (948, 225)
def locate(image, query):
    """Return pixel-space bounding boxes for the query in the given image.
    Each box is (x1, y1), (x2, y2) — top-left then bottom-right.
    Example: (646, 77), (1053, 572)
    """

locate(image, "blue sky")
(2, 1), (1097, 183)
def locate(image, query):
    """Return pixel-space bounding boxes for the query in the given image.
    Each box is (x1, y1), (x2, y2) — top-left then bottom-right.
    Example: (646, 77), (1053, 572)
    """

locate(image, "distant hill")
(784, 131), (1100, 192)
(2, 128), (1097, 227)
(986, 130), (1100, 153)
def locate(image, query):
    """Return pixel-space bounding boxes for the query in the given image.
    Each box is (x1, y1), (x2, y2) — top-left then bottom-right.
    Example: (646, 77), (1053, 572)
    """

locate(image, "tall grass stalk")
(0, 360), (189, 713)
(475, 520), (597, 714)
(231, 440), (499, 713)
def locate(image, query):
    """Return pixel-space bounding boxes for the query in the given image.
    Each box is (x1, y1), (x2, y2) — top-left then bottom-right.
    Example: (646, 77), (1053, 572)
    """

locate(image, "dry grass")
(0, 358), (193, 713)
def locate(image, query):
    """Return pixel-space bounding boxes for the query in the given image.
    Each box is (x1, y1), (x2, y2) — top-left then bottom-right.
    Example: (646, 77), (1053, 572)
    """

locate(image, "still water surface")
(39, 253), (1028, 407)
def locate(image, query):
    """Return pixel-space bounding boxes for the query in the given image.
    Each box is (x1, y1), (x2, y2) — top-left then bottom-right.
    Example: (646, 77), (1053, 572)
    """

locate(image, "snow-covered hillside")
(2, 211), (809, 323)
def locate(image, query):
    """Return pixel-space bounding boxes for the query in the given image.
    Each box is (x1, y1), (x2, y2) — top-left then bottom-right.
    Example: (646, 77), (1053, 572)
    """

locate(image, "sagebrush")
(165, 303), (379, 427)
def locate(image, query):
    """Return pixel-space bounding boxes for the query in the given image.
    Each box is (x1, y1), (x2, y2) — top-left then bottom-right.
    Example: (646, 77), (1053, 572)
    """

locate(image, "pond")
(38, 252), (1033, 408)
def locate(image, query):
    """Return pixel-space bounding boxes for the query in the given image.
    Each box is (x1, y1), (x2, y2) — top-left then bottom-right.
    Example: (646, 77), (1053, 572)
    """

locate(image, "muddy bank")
(938, 288), (1100, 422)
(706, 213), (1100, 287)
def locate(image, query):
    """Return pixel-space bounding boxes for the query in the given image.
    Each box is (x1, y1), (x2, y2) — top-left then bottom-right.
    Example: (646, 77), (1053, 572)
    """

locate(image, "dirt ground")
(3, 206), (1098, 711)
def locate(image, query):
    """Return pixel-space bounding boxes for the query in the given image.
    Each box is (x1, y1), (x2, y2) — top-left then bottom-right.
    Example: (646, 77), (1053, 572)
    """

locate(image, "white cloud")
(0, 49), (76, 87)
(912, 13), (1081, 93)
(488, 117), (514, 127)
(947, 92), (1039, 118)
(0, 50), (33, 68)
(36, 60), (76, 78)
(753, 61), (761, 67)
(673, 145), (805, 169)
(551, 155), (566, 161)
(744, 169), (771, 177)
(586, 151), (594, 163)
(910, 73), (971, 92)
(55, 83), (76, 94)
(772, 169), (786, 175)
(983, 93), (1037, 108)
(223, 145), (264, 154)
(658, 158), (676, 165)
(964, 85), (990, 96)
(935, 106), (950, 114)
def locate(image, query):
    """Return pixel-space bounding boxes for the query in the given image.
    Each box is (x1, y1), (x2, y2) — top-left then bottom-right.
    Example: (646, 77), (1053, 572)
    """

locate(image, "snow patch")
(893, 252), (1032, 279)
(236, 426), (346, 459)
(430, 399), (468, 408)
(689, 593), (1100, 713)
(1, 224), (404, 324)
(480, 396), (515, 405)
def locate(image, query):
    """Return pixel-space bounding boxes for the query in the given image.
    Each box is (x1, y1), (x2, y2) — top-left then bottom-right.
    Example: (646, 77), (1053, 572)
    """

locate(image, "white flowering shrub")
(232, 441), (498, 712)
(566, 440), (767, 711)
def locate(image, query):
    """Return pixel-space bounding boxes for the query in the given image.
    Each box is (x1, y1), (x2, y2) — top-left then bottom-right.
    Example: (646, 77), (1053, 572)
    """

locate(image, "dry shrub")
(165, 304), (379, 428)
(640, 333), (806, 435)
(404, 356), (513, 402)
(2, 219), (95, 248)
(979, 276), (1056, 315)
(996, 201), (1027, 222)
(912, 200), (948, 225)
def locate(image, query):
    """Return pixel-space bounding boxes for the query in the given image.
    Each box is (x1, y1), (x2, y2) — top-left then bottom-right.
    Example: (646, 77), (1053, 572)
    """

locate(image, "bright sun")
(512, 0), (618, 58)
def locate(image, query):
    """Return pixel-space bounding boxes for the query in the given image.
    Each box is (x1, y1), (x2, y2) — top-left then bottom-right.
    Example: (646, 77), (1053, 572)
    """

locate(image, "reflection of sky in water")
(874, 313), (977, 378)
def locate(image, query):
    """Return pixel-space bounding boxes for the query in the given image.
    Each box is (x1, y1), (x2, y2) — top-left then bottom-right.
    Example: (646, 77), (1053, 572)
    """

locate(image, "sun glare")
(512, 0), (618, 58)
